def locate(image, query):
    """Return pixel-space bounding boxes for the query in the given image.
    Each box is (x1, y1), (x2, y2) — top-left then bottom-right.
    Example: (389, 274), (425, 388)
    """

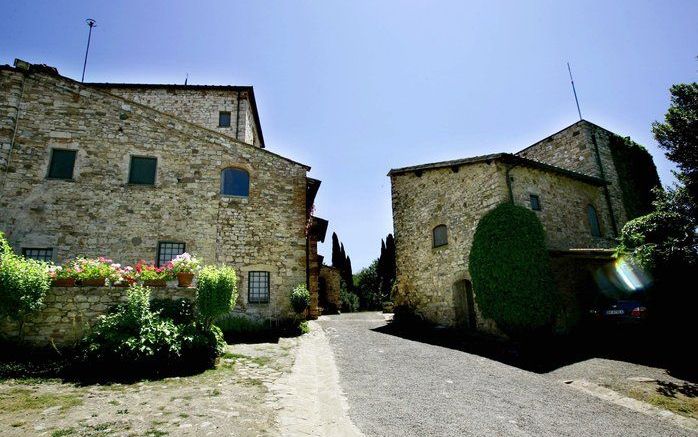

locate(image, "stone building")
(388, 120), (659, 330)
(0, 59), (327, 321)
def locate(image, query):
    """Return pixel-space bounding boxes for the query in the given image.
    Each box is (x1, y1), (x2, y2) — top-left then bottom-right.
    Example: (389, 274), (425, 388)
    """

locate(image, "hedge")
(469, 203), (559, 336)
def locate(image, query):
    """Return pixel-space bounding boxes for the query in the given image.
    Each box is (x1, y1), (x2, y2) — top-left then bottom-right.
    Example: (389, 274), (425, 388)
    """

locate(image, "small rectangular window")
(248, 271), (270, 304)
(530, 194), (541, 211)
(219, 111), (232, 127)
(47, 149), (77, 180)
(129, 156), (157, 185)
(157, 241), (185, 267)
(22, 248), (53, 262)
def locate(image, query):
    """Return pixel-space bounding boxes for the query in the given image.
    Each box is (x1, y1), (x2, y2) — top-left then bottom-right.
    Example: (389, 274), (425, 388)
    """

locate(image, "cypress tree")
(331, 232), (342, 269)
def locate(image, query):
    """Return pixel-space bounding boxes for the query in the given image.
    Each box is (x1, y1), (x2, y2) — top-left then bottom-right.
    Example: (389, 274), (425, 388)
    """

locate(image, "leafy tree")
(652, 82), (698, 218)
(469, 203), (559, 337)
(353, 259), (382, 310)
(331, 232), (343, 269)
(378, 234), (397, 301)
(0, 231), (51, 341)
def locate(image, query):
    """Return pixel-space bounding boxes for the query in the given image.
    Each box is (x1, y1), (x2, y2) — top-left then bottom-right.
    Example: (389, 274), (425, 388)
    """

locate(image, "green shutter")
(129, 157), (157, 185)
(48, 149), (77, 179)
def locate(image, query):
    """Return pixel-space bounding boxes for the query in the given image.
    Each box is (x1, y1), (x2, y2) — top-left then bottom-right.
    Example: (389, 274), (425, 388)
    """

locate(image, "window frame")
(128, 155), (158, 186)
(156, 241), (186, 267)
(220, 167), (250, 197)
(530, 194), (542, 211)
(46, 148), (77, 180)
(432, 224), (448, 248)
(587, 204), (602, 238)
(22, 247), (53, 262)
(248, 271), (270, 304)
(218, 111), (232, 128)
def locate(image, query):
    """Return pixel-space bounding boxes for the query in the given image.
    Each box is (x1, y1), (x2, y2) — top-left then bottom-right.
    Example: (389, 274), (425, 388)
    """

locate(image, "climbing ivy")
(608, 134), (661, 220)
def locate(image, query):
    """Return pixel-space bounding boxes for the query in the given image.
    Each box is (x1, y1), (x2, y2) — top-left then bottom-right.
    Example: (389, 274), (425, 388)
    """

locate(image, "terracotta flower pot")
(177, 272), (195, 288)
(81, 277), (106, 287)
(52, 278), (76, 287)
(144, 279), (167, 288)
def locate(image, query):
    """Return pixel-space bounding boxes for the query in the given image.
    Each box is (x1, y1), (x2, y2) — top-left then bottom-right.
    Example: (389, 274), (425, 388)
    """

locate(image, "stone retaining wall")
(0, 286), (195, 346)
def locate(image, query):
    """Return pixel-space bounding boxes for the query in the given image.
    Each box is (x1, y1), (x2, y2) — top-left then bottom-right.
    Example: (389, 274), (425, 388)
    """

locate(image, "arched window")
(587, 204), (601, 237)
(221, 168), (250, 197)
(433, 225), (448, 248)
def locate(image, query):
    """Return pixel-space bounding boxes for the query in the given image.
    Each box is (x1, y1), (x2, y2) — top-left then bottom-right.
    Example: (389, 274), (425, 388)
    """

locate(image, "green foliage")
(215, 313), (267, 336)
(377, 234), (397, 301)
(0, 232), (51, 339)
(78, 285), (225, 376)
(608, 134), (662, 220)
(150, 298), (195, 325)
(78, 285), (183, 373)
(652, 82), (698, 217)
(331, 232), (355, 291)
(340, 280), (359, 313)
(196, 266), (238, 328)
(289, 284), (311, 314)
(469, 203), (559, 337)
(617, 185), (697, 334)
(353, 259), (382, 309)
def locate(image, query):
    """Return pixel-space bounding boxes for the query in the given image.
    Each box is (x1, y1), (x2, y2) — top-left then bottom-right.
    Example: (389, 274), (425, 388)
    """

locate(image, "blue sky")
(2, 1), (696, 270)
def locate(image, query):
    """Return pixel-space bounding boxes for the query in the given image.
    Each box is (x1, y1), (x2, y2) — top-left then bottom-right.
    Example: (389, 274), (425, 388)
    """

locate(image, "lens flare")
(593, 256), (651, 298)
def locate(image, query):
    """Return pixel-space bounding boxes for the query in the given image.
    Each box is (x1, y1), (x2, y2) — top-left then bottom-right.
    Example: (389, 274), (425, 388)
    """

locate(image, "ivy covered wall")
(608, 134), (661, 220)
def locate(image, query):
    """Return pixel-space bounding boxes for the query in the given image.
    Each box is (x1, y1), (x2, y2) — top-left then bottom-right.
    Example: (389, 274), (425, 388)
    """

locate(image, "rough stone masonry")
(0, 60), (327, 325)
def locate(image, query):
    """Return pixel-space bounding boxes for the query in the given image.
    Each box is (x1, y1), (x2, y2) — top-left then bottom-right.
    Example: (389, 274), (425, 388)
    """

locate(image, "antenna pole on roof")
(567, 62), (582, 120)
(185, 73), (188, 85)
(81, 18), (97, 83)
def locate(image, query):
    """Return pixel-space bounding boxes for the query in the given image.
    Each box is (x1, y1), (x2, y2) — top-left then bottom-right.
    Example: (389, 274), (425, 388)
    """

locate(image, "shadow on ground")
(373, 320), (697, 383)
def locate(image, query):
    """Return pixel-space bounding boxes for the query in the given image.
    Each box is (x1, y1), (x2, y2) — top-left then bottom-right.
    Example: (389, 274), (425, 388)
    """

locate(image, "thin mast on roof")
(81, 18), (97, 83)
(567, 62), (582, 120)
(185, 73), (188, 85)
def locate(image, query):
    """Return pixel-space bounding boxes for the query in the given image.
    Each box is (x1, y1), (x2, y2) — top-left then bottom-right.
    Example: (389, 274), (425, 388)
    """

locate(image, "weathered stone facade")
(0, 61), (324, 321)
(0, 286), (196, 346)
(97, 85), (263, 148)
(319, 265), (341, 314)
(389, 120), (656, 329)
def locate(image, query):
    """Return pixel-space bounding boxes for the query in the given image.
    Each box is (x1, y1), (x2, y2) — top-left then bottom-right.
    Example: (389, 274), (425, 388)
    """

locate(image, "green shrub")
(78, 285), (225, 377)
(78, 285), (183, 375)
(196, 266), (238, 329)
(0, 232), (51, 340)
(340, 284), (360, 313)
(289, 284), (310, 314)
(469, 203), (559, 337)
(215, 313), (267, 336)
(151, 298), (195, 325)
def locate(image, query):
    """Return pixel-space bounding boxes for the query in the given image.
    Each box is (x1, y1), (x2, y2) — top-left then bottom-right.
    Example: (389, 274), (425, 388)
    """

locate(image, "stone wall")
(319, 265), (341, 314)
(390, 161), (506, 325)
(0, 286), (196, 346)
(102, 86), (262, 148)
(390, 158), (615, 327)
(517, 120), (629, 233)
(509, 165), (614, 250)
(0, 66), (310, 320)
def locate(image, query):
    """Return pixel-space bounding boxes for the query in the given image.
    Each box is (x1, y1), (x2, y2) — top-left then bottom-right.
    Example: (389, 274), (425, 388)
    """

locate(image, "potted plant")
(134, 260), (171, 287)
(75, 257), (116, 287)
(170, 253), (201, 287)
(49, 263), (78, 287)
(110, 264), (136, 287)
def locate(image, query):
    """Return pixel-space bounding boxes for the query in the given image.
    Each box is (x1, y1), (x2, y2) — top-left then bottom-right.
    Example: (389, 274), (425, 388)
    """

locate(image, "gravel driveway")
(319, 312), (693, 437)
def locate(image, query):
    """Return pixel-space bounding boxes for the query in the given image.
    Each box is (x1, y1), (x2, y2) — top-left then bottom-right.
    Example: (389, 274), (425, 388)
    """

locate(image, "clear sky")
(2, 1), (696, 270)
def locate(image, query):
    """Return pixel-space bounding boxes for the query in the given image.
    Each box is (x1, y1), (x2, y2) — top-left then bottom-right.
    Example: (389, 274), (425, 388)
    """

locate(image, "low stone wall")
(0, 286), (196, 346)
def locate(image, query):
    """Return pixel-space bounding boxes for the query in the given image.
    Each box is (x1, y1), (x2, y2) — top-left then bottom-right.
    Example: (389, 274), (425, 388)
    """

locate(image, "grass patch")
(628, 386), (698, 420)
(0, 387), (83, 413)
(51, 428), (75, 437)
(240, 378), (264, 387)
(221, 352), (271, 367)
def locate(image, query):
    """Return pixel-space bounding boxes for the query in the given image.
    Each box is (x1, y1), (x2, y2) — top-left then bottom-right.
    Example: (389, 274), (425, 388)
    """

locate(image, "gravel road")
(318, 312), (693, 437)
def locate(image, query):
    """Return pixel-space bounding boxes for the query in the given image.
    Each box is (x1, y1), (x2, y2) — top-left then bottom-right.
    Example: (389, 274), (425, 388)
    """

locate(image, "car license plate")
(606, 309), (624, 315)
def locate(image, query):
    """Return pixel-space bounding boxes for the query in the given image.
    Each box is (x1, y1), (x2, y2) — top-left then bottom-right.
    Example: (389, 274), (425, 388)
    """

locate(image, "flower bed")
(47, 254), (202, 288)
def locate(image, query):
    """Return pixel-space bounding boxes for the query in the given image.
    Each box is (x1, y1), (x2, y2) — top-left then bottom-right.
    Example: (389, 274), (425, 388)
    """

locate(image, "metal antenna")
(81, 19), (97, 83)
(567, 62), (582, 120)
(185, 73), (189, 85)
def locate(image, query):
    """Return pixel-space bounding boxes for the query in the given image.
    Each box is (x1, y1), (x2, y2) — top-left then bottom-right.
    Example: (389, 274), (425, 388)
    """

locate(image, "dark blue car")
(589, 298), (648, 324)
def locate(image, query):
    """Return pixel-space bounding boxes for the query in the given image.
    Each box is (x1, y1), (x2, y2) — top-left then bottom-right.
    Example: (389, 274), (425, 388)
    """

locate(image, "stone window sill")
(45, 177), (75, 182)
(220, 195), (249, 202)
(125, 183), (158, 189)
